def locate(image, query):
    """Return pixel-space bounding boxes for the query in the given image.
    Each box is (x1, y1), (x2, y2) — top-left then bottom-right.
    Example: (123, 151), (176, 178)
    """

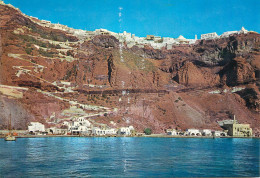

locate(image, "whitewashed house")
(75, 117), (91, 127)
(92, 127), (103, 135)
(92, 127), (117, 136)
(63, 121), (70, 127)
(64, 117), (93, 135)
(166, 129), (178, 135)
(47, 127), (67, 135)
(105, 128), (117, 135)
(213, 131), (227, 137)
(201, 32), (219, 40)
(187, 129), (201, 136)
(117, 126), (134, 136)
(28, 122), (45, 134)
(70, 125), (90, 135)
(202, 129), (212, 136)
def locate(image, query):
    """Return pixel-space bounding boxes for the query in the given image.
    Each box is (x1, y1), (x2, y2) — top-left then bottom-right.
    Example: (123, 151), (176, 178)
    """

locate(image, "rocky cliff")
(0, 4), (259, 133)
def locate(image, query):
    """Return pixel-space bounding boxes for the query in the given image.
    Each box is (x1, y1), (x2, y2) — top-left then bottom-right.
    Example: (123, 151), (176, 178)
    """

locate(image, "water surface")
(0, 137), (259, 177)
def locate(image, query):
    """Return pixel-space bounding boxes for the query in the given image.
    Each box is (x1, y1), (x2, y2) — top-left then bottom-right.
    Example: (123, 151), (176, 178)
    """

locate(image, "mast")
(9, 113), (12, 132)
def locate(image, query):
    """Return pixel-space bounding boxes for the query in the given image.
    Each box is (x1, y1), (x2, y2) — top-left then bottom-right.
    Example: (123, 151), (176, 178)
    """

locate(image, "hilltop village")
(31, 19), (250, 50)
(0, 1), (259, 138)
(1, 0), (251, 49)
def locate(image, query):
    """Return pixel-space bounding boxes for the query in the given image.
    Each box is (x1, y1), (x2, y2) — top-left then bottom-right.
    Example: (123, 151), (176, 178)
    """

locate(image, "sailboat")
(5, 113), (16, 141)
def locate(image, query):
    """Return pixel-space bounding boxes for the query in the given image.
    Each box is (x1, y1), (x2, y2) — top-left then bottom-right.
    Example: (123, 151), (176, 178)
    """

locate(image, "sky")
(4, 0), (260, 39)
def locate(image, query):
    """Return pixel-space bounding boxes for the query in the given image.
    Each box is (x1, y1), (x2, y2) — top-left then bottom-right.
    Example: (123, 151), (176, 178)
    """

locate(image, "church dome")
(177, 35), (186, 40)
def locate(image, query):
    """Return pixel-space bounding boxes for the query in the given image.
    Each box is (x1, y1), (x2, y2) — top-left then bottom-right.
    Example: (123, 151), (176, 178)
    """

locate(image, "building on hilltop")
(201, 32), (219, 40)
(176, 35), (190, 44)
(239, 26), (248, 34)
(220, 27), (249, 38)
(146, 35), (155, 40)
(218, 115), (252, 137)
(220, 31), (238, 38)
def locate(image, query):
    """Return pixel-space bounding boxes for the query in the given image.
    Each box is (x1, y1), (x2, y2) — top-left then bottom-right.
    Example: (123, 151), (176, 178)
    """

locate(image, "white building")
(47, 127), (67, 135)
(112, 29), (197, 49)
(202, 129), (212, 136)
(187, 129), (201, 136)
(176, 35), (190, 44)
(166, 129), (178, 135)
(70, 125), (91, 135)
(75, 117), (91, 127)
(105, 128), (117, 135)
(63, 121), (70, 127)
(239, 27), (248, 34)
(28, 122), (45, 133)
(62, 117), (93, 135)
(220, 31), (238, 38)
(220, 27), (248, 38)
(92, 127), (117, 136)
(213, 131), (227, 137)
(118, 126), (134, 136)
(201, 32), (219, 40)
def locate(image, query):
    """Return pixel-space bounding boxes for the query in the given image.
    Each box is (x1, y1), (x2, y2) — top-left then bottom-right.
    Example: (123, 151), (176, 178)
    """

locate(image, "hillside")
(0, 3), (259, 134)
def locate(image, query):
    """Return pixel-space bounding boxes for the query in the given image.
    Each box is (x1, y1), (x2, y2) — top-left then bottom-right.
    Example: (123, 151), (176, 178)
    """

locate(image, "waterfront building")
(213, 130), (227, 137)
(187, 129), (201, 136)
(63, 117), (93, 135)
(201, 32), (218, 40)
(218, 116), (252, 137)
(47, 127), (67, 135)
(28, 122), (45, 134)
(92, 127), (104, 135)
(105, 128), (117, 135)
(118, 126), (134, 136)
(70, 125), (90, 135)
(202, 129), (212, 136)
(166, 129), (178, 135)
(92, 127), (117, 136)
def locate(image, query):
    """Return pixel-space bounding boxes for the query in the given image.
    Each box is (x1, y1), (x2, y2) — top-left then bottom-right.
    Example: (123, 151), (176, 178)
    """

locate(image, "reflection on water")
(0, 137), (259, 177)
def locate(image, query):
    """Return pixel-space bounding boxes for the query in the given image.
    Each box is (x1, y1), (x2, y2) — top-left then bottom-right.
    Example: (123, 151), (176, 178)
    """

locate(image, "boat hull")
(5, 136), (16, 141)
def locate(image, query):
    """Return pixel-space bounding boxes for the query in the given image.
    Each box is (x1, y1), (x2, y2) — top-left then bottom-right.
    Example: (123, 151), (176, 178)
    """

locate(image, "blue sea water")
(0, 137), (259, 177)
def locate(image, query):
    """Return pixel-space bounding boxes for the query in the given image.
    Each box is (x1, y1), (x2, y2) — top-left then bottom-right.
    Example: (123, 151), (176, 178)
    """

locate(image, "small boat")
(5, 134), (16, 141)
(5, 113), (16, 141)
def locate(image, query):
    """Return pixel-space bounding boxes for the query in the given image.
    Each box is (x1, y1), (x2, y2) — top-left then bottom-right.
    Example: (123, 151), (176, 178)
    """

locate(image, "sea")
(0, 137), (259, 177)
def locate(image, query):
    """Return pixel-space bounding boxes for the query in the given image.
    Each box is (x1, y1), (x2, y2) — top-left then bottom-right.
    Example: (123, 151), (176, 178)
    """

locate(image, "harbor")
(1, 137), (259, 177)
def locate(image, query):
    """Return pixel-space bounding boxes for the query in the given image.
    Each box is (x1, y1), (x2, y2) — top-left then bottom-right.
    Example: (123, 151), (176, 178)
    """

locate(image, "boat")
(5, 134), (16, 141)
(5, 113), (16, 141)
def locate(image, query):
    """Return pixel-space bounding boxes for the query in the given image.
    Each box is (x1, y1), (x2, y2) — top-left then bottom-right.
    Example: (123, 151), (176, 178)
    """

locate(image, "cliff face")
(0, 4), (259, 133)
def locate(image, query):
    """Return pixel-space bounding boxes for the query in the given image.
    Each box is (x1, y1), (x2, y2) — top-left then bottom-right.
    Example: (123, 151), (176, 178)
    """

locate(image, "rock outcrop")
(175, 61), (220, 87)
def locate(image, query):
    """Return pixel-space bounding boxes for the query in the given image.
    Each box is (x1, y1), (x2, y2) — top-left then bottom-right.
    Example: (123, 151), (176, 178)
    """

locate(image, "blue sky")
(4, 0), (260, 39)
